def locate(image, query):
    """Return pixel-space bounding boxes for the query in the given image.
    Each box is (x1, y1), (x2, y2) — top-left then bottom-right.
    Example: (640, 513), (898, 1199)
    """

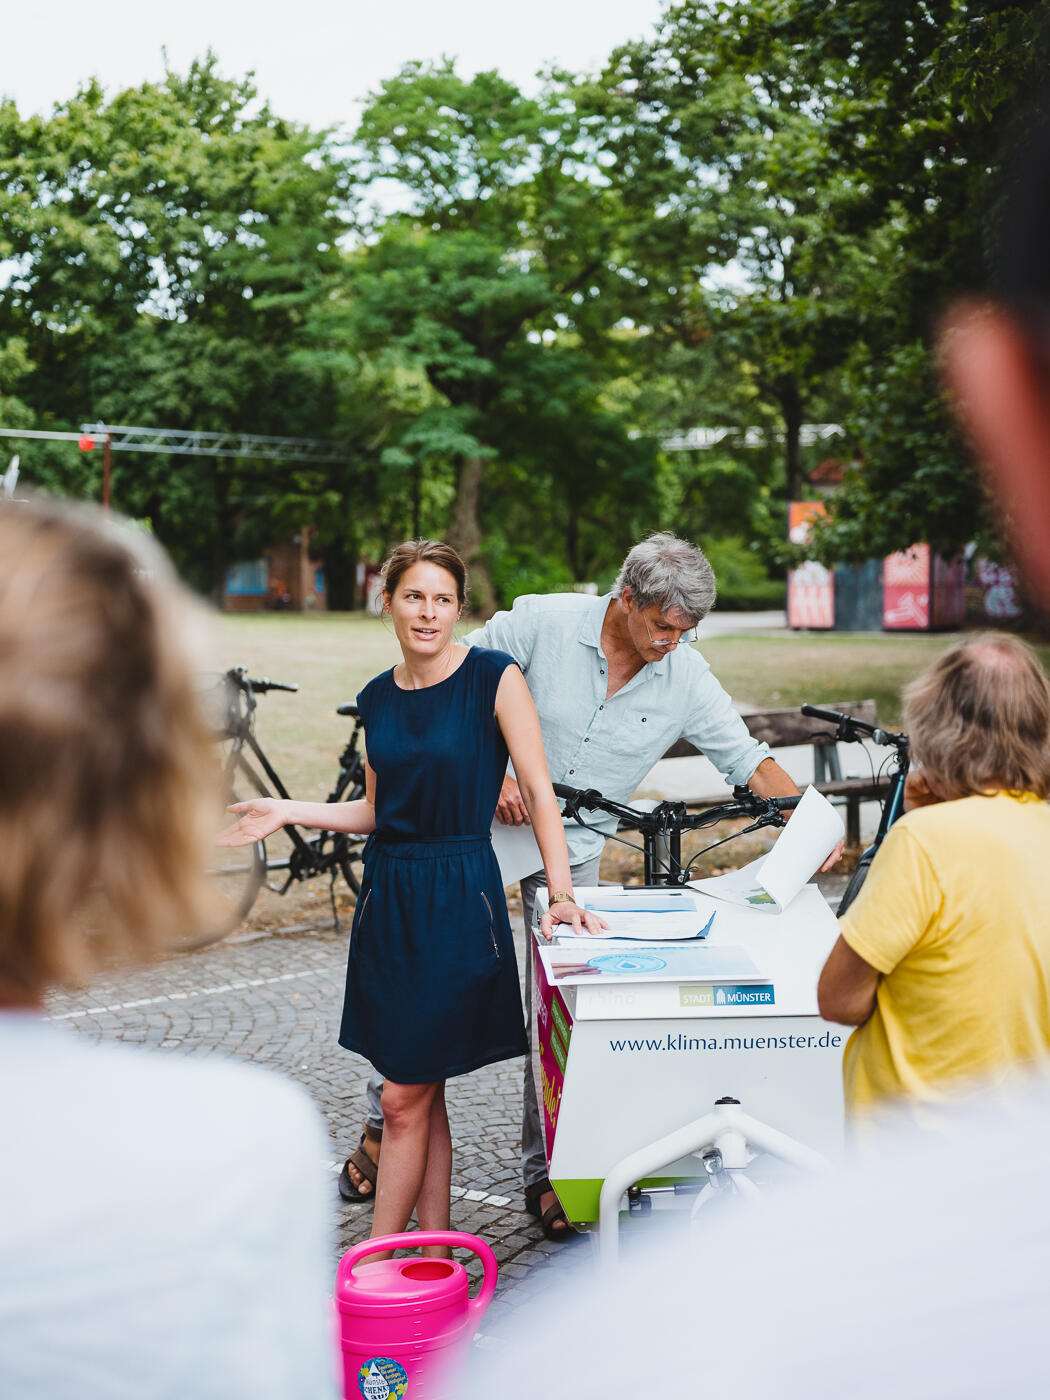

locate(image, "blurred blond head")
(903, 632), (1050, 801)
(0, 496), (220, 1001)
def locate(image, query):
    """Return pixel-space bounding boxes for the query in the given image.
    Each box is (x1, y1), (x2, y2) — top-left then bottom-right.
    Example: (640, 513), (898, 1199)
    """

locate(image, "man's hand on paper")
(748, 757), (846, 868)
(540, 903), (609, 940)
(496, 774), (531, 825)
(819, 839), (845, 871)
(748, 763), (844, 871)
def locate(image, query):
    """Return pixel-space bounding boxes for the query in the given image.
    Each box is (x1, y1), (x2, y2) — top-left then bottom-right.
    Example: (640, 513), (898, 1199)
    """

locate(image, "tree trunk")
(323, 533), (357, 610)
(779, 379), (804, 502)
(411, 461), (422, 540)
(446, 454), (495, 616)
(567, 507), (581, 579)
(211, 460), (233, 606)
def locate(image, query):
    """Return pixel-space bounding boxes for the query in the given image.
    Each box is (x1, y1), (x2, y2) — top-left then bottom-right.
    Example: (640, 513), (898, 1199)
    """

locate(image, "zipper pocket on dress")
(357, 889), (372, 924)
(480, 891), (500, 959)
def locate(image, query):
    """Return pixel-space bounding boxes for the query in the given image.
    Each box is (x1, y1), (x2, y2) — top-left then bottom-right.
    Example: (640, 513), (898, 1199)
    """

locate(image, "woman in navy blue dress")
(219, 540), (603, 1248)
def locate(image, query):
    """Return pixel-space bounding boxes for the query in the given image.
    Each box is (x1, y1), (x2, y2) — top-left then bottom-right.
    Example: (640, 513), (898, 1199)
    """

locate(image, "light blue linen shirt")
(463, 591), (770, 864)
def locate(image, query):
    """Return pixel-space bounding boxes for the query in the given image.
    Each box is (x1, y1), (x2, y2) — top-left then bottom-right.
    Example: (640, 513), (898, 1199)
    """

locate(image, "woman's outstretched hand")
(540, 902), (609, 940)
(215, 797), (290, 846)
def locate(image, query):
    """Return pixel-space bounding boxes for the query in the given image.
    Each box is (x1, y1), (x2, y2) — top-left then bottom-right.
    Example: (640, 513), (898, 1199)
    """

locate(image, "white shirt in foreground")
(0, 1013), (337, 1400)
(465, 1075), (1050, 1399)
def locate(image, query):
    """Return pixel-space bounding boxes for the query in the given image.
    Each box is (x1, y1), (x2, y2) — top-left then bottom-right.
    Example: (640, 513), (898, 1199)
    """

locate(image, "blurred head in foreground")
(941, 105), (1050, 610)
(0, 496), (218, 1005)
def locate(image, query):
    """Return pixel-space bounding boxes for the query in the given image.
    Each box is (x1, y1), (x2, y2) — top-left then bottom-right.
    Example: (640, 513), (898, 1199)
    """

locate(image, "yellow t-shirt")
(840, 792), (1050, 1119)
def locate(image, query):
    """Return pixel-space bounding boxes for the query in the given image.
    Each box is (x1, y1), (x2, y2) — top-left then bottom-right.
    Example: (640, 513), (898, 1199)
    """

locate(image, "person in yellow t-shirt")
(818, 632), (1050, 1124)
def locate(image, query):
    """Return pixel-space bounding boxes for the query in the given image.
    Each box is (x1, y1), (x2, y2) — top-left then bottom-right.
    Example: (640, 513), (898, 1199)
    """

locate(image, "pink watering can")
(334, 1230), (498, 1400)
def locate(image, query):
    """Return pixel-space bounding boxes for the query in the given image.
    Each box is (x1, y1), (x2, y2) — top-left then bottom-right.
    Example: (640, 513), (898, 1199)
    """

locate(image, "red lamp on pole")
(78, 428), (111, 509)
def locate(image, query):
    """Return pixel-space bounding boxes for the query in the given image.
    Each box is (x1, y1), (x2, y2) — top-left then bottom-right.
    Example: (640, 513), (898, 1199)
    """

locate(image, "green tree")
(599, 0), (1049, 561)
(0, 57), (354, 591)
(603, 1), (881, 503)
(790, 0), (1050, 560)
(342, 61), (662, 608)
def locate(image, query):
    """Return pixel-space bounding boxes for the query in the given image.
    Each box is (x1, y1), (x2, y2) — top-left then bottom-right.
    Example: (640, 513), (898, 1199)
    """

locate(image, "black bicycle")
(551, 781), (801, 886)
(799, 704), (909, 915)
(204, 667), (368, 937)
(554, 701), (909, 906)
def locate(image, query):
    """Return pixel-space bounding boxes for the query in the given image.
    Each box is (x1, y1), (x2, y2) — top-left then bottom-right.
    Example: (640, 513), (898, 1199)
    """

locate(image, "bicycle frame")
(799, 704), (910, 916)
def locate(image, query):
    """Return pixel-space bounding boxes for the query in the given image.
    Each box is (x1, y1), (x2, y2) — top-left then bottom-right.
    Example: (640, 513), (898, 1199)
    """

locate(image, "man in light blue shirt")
(349, 533), (813, 1235)
(470, 584), (779, 864)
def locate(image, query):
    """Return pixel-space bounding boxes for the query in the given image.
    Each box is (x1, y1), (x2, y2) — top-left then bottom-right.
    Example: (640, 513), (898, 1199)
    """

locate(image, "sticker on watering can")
(359, 1357), (408, 1399)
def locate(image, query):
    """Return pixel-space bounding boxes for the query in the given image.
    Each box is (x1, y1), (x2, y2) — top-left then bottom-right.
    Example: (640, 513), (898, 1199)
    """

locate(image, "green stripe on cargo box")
(552, 1173), (707, 1225)
(550, 1024), (568, 1073)
(551, 996), (571, 1046)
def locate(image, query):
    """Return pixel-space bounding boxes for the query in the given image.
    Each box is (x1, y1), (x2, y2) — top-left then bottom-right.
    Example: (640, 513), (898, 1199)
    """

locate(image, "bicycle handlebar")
(799, 703), (850, 727)
(552, 781), (800, 833)
(227, 666), (298, 695)
(251, 678), (299, 693)
(800, 703), (908, 750)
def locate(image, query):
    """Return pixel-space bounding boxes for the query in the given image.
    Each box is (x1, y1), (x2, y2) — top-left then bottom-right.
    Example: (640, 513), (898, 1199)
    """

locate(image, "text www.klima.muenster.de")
(608, 1031), (844, 1053)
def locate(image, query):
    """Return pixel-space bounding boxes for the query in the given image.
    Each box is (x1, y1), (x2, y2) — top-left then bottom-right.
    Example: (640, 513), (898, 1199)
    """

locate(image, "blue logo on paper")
(359, 1357), (408, 1399)
(712, 984), (775, 1006)
(588, 953), (667, 974)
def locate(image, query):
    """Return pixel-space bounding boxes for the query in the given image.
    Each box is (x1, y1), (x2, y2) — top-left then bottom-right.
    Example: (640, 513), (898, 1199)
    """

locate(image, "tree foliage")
(1, 8), (1046, 601)
(0, 56), (353, 591)
(339, 62), (665, 606)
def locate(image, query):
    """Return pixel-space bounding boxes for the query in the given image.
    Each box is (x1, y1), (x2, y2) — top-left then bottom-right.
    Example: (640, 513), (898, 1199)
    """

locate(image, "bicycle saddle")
(337, 703), (359, 718)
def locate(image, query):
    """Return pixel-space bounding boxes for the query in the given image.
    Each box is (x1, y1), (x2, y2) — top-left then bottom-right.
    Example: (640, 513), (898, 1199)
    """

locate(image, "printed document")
(688, 784), (844, 914)
(581, 891), (715, 940)
(490, 817), (542, 886)
(538, 941), (762, 987)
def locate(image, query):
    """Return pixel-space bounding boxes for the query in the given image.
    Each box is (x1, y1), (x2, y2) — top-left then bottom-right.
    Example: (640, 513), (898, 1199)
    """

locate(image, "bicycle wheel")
(836, 849), (875, 917)
(336, 774), (367, 897)
(196, 788), (267, 945)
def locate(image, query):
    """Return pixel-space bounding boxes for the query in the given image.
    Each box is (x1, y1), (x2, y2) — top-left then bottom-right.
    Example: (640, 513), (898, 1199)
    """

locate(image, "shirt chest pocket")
(600, 709), (668, 762)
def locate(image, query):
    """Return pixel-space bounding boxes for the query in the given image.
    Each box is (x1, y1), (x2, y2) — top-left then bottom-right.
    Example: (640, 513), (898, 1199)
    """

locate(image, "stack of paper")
(580, 891), (715, 941)
(539, 941), (762, 986)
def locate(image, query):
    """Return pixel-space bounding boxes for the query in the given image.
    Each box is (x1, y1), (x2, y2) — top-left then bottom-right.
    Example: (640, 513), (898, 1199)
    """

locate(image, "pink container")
(334, 1230), (498, 1400)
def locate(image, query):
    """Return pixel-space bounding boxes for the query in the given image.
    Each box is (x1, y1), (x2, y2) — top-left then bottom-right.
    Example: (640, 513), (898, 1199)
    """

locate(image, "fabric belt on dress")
(370, 831), (491, 847)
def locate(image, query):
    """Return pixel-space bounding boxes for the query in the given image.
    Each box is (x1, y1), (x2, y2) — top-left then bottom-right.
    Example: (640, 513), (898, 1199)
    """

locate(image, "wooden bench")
(661, 699), (890, 849)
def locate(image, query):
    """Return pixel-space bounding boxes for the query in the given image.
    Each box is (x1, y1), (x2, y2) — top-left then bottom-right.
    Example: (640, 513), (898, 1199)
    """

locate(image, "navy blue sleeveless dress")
(338, 647), (528, 1083)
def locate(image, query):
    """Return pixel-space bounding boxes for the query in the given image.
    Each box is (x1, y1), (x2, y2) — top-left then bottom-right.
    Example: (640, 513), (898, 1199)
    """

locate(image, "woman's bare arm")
(216, 761), (377, 845)
(494, 666), (606, 938)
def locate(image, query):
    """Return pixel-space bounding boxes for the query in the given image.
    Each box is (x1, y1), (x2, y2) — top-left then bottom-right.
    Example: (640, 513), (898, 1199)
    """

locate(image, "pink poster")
(883, 544), (930, 629)
(532, 941), (572, 1164)
(787, 502), (834, 629)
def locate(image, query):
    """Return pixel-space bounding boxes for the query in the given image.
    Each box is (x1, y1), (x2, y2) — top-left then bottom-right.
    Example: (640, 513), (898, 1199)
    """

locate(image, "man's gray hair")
(611, 533), (717, 624)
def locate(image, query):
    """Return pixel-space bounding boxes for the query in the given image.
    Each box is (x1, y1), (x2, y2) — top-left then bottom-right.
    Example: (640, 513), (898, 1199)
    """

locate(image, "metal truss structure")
(657, 423), (844, 452)
(78, 423), (349, 463)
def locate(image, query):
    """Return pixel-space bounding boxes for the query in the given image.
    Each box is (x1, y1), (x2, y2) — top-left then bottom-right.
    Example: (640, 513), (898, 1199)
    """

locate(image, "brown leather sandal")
(338, 1122), (381, 1204)
(524, 1177), (577, 1242)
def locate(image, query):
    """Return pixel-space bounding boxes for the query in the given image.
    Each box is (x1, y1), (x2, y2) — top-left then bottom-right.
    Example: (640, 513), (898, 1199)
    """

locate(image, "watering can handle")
(336, 1231), (498, 1324)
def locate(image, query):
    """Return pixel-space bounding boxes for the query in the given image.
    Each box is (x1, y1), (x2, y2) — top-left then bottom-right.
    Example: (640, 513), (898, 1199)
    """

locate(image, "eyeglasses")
(637, 607), (697, 649)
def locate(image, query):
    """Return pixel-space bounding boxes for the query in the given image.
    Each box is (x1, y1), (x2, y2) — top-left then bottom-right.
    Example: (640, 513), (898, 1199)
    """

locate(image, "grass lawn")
(699, 630), (1050, 727)
(205, 611), (1050, 927)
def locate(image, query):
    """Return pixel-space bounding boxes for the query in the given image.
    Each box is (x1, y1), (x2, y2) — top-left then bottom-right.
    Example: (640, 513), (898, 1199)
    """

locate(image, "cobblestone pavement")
(46, 869), (849, 1343)
(45, 904), (598, 1340)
